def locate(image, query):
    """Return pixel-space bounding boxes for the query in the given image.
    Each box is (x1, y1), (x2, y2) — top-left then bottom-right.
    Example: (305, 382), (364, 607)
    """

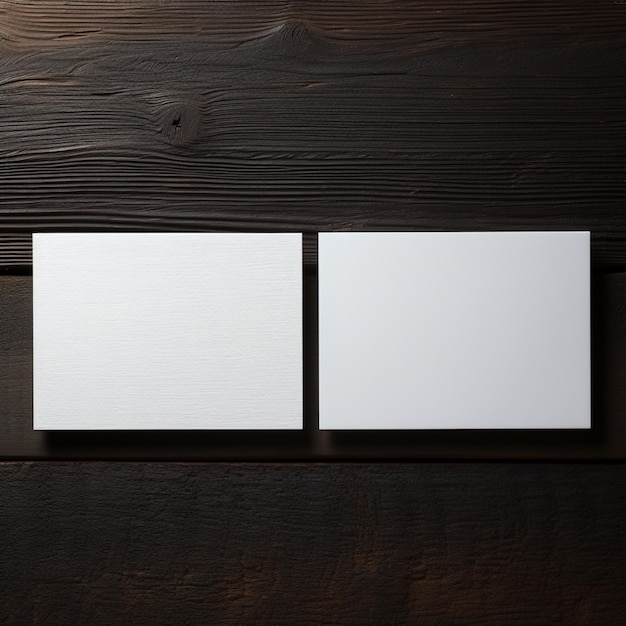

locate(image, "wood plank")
(2, 270), (626, 460)
(1, 462), (625, 625)
(1, 1), (625, 269)
(2, 1), (624, 47)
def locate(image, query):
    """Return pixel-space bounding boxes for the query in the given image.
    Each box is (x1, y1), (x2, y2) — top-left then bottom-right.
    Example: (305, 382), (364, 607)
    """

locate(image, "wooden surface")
(1, 463), (625, 625)
(2, 0), (626, 622)
(0, 1), (626, 269)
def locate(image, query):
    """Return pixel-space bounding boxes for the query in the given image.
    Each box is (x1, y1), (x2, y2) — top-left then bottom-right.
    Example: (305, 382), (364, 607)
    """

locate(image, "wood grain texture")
(1, 3), (626, 620)
(1, 462), (625, 625)
(2, 269), (625, 459)
(1, 1), (625, 268)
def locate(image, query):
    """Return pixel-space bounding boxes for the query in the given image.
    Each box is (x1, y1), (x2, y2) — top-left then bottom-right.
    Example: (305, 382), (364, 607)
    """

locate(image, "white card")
(33, 233), (302, 430)
(319, 232), (590, 429)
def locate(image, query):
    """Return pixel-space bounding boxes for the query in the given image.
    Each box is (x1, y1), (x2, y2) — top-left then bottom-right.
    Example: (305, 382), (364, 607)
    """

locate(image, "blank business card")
(33, 233), (302, 430)
(319, 232), (590, 430)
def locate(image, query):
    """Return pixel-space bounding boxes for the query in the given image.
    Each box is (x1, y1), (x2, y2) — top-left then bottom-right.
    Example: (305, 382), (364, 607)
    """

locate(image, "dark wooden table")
(1, 2), (625, 623)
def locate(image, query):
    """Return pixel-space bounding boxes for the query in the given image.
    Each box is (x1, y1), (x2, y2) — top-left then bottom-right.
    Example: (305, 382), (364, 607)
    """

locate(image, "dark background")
(1, 1), (625, 623)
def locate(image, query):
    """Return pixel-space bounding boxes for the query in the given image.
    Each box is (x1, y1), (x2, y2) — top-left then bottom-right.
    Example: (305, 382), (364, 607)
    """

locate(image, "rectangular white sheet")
(318, 231), (590, 429)
(33, 233), (303, 430)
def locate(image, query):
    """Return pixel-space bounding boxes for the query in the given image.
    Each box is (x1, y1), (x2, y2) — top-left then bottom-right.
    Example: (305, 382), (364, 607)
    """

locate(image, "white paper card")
(33, 233), (302, 430)
(319, 231), (590, 429)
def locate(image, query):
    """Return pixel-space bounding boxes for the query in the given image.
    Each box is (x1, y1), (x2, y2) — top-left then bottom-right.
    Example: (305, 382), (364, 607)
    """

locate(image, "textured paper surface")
(33, 233), (302, 430)
(319, 231), (590, 430)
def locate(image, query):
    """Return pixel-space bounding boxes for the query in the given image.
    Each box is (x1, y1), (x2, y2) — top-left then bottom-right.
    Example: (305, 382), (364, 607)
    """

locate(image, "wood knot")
(273, 19), (323, 56)
(159, 101), (201, 146)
